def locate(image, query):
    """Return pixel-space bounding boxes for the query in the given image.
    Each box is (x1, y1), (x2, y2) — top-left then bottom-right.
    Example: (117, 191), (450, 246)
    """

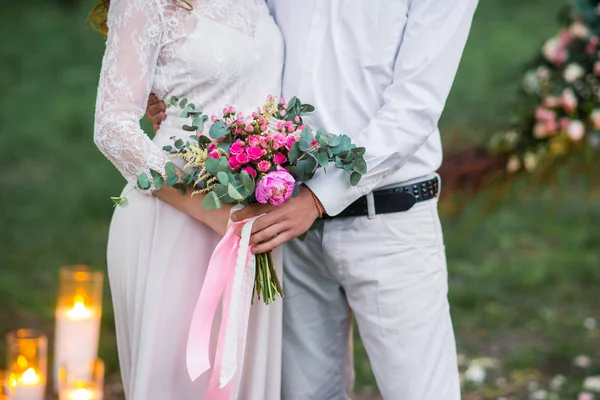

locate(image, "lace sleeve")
(93, 0), (166, 193)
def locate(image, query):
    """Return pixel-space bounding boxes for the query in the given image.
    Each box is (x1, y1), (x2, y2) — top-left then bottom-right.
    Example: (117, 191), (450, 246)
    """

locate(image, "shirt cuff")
(304, 167), (362, 216)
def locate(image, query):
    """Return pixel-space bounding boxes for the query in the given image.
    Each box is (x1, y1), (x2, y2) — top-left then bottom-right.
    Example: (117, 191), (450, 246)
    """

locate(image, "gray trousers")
(281, 177), (460, 400)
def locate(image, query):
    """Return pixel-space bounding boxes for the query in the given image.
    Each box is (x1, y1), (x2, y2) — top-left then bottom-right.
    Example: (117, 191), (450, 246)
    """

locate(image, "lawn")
(2, 1), (599, 399)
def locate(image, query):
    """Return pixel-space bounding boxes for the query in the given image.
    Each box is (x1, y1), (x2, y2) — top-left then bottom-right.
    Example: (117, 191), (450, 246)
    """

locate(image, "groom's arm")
(306, 0), (479, 216)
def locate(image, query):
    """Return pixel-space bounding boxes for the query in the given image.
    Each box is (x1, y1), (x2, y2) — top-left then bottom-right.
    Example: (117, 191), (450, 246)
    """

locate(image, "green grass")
(2, 1), (599, 399)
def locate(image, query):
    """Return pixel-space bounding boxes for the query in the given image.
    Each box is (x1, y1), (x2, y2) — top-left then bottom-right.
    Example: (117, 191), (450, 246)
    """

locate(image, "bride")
(91, 0), (284, 398)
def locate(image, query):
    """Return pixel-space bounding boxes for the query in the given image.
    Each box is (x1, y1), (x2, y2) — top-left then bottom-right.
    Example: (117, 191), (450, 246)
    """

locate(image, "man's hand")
(231, 186), (321, 253)
(146, 93), (167, 133)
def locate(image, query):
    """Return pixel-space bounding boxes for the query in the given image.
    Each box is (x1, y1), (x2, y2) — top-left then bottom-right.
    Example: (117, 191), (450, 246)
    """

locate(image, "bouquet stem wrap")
(186, 216), (260, 398)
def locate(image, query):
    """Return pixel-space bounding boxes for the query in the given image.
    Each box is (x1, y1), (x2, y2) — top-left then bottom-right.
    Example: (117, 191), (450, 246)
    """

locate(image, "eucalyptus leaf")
(173, 183), (187, 195)
(182, 125), (197, 132)
(292, 183), (301, 198)
(217, 141), (231, 153)
(227, 183), (245, 201)
(287, 97), (299, 110)
(205, 156), (229, 174)
(137, 173), (151, 190)
(202, 191), (222, 210)
(352, 147), (366, 156)
(165, 162), (177, 176)
(316, 151), (330, 168)
(174, 139), (184, 149)
(299, 126), (313, 152)
(240, 170), (255, 192)
(327, 134), (341, 147)
(350, 172), (361, 186)
(353, 158), (367, 174)
(217, 171), (229, 185)
(162, 145), (173, 152)
(179, 98), (188, 108)
(209, 120), (230, 139)
(166, 174), (179, 186)
(153, 175), (164, 190)
(289, 142), (300, 164)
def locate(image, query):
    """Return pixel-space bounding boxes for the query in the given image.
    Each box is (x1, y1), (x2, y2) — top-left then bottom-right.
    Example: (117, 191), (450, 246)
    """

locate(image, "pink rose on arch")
(236, 153), (250, 165)
(257, 160), (272, 173)
(242, 166), (257, 179)
(273, 152), (287, 165)
(255, 169), (295, 205)
(230, 140), (245, 156)
(247, 146), (264, 161)
(562, 88), (578, 112)
(247, 135), (261, 147)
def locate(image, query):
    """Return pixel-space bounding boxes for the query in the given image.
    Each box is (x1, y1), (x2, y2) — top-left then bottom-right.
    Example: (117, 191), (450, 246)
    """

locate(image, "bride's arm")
(94, 0), (230, 234)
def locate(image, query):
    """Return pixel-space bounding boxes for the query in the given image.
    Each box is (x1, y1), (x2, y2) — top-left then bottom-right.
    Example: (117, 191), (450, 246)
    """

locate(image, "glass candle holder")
(58, 359), (104, 400)
(0, 370), (10, 400)
(53, 265), (103, 392)
(6, 329), (48, 400)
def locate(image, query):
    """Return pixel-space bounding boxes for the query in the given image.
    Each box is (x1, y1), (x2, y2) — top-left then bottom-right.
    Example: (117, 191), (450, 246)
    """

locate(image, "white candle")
(9, 368), (45, 400)
(53, 296), (101, 389)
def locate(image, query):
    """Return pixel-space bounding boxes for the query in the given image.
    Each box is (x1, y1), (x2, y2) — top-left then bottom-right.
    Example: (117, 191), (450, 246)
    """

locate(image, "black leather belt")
(323, 177), (439, 220)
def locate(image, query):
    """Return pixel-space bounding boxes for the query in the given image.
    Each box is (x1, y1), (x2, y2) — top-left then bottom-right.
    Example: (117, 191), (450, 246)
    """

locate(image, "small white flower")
(528, 381), (540, 392)
(530, 389), (549, 400)
(585, 317), (598, 331)
(507, 155), (521, 174)
(464, 364), (486, 385)
(543, 37), (561, 62)
(550, 374), (566, 391)
(567, 120), (586, 142)
(564, 63), (586, 82)
(523, 152), (539, 172)
(523, 70), (541, 93)
(537, 66), (551, 80)
(584, 376), (600, 392)
(470, 357), (499, 369)
(570, 21), (590, 38)
(575, 355), (592, 368)
(496, 377), (508, 388)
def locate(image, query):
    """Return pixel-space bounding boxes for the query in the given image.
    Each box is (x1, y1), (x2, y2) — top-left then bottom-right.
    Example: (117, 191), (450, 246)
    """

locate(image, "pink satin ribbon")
(186, 218), (256, 400)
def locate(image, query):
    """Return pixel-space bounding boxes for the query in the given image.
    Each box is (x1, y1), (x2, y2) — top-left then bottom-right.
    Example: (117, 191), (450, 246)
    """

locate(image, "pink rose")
(559, 117), (570, 131)
(543, 96), (561, 108)
(535, 107), (555, 121)
(229, 140), (245, 156)
(247, 135), (261, 147)
(236, 153), (249, 165)
(208, 143), (216, 152)
(257, 160), (272, 173)
(260, 136), (270, 149)
(255, 169), (295, 205)
(245, 124), (255, 133)
(285, 135), (297, 150)
(578, 393), (595, 400)
(311, 139), (319, 148)
(562, 89), (578, 113)
(534, 123), (549, 139)
(208, 150), (220, 159)
(242, 166), (257, 179)
(279, 109), (287, 117)
(247, 146), (264, 161)
(229, 156), (240, 170)
(272, 133), (287, 150)
(273, 152), (287, 165)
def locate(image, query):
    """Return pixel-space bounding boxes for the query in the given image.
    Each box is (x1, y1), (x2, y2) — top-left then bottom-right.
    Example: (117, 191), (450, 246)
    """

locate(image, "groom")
(149, 1), (478, 398)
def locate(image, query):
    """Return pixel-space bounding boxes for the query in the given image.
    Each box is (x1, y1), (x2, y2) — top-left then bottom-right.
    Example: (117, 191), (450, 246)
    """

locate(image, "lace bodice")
(94, 0), (284, 192)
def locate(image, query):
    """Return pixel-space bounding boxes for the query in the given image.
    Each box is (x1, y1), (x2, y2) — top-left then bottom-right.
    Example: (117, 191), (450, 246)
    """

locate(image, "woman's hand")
(146, 93), (167, 133)
(193, 201), (233, 237)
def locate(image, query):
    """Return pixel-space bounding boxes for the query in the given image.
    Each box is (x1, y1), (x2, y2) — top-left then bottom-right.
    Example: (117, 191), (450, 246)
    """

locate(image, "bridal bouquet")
(115, 95), (366, 304)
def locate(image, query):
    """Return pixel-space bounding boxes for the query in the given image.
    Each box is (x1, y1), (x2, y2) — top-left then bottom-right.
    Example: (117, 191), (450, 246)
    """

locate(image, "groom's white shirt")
(268, 0), (478, 215)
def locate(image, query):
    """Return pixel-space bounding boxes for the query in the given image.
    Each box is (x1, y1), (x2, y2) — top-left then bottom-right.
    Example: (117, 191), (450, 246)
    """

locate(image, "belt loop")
(366, 192), (376, 219)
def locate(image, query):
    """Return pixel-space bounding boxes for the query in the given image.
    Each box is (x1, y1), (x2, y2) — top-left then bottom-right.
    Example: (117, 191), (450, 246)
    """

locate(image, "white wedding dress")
(93, 0), (284, 398)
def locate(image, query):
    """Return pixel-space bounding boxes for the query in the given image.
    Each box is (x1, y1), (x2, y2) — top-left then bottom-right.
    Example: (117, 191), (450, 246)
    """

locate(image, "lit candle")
(8, 368), (45, 400)
(60, 387), (102, 400)
(54, 295), (101, 385)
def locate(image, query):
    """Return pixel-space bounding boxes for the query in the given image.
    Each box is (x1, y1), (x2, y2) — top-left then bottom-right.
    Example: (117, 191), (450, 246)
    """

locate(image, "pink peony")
(247, 135), (261, 147)
(255, 169), (295, 205)
(257, 160), (272, 173)
(273, 152), (287, 165)
(236, 153), (249, 165)
(242, 166), (257, 179)
(229, 140), (245, 156)
(208, 150), (220, 159)
(247, 146), (264, 161)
